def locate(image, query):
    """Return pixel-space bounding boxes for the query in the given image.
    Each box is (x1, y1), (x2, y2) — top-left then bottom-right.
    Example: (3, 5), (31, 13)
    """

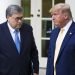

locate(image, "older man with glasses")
(0, 5), (39, 75)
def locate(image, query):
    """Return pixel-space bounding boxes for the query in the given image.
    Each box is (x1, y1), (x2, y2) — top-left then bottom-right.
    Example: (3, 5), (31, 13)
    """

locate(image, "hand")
(33, 73), (39, 75)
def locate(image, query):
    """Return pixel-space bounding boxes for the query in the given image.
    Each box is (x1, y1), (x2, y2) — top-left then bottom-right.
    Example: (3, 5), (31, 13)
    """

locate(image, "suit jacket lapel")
(3, 22), (20, 55)
(56, 22), (75, 63)
(20, 26), (30, 54)
(50, 28), (60, 59)
(19, 29), (24, 54)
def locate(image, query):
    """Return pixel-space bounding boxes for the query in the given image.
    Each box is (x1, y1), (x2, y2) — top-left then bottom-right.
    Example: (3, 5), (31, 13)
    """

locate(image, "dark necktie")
(14, 29), (20, 53)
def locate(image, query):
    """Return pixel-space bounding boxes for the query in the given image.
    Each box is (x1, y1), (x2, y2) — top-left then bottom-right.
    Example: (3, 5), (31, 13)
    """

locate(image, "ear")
(7, 16), (11, 21)
(64, 14), (68, 20)
(64, 12), (69, 20)
(7, 16), (9, 19)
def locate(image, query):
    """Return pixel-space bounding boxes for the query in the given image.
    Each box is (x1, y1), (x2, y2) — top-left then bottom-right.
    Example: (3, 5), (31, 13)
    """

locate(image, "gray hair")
(6, 5), (23, 18)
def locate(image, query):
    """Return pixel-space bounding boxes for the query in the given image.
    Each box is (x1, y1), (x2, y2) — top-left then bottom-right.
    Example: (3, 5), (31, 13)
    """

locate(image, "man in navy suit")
(46, 3), (75, 75)
(0, 5), (39, 75)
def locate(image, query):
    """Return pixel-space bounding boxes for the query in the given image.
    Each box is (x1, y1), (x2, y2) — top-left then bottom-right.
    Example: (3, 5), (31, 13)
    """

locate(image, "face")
(7, 13), (23, 29)
(51, 10), (66, 28)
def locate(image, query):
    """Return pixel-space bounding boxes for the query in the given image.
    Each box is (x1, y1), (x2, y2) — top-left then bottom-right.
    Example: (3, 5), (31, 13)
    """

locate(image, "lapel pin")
(69, 32), (72, 35)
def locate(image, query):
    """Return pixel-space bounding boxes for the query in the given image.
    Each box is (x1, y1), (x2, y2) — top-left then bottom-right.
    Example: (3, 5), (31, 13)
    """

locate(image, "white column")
(0, 0), (21, 24)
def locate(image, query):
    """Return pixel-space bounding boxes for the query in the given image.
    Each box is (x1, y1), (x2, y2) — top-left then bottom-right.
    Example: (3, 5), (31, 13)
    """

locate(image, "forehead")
(11, 13), (23, 17)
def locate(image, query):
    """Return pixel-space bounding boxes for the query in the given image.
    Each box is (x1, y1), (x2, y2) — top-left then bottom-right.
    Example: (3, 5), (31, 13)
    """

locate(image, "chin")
(17, 25), (22, 28)
(16, 26), (21, 29)
(54, 24), (58, 26)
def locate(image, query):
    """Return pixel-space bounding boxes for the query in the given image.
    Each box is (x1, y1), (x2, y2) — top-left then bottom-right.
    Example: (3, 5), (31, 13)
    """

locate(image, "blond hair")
(49, 3), (72, 18)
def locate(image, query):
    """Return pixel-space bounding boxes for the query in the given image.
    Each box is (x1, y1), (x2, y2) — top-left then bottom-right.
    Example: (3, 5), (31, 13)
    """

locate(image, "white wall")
(0, 0), (21, 24)
(66, 0), (75, 21)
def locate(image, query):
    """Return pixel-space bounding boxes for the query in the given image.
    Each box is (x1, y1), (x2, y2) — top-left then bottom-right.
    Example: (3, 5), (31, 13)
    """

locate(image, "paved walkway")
(39, 68), (46, 75)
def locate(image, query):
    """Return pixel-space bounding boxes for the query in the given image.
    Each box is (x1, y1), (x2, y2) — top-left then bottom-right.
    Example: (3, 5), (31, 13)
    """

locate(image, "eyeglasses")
(15, 17), (23, 21)
(12, 16), (23, 21)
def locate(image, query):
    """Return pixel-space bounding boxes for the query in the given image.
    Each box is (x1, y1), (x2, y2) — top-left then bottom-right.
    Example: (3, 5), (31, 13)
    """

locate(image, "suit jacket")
(0, 21), (39, 75)
(46, 21), (75, 75)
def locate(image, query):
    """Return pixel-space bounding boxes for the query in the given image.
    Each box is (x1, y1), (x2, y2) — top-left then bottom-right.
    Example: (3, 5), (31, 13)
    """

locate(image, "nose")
(18, 19), (22, 23)
(52, 15), (55, 21)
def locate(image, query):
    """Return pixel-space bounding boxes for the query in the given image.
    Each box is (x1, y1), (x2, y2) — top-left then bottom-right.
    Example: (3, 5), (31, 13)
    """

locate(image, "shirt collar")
(61, 20), (72, 32)
(7, 22), (15, 33)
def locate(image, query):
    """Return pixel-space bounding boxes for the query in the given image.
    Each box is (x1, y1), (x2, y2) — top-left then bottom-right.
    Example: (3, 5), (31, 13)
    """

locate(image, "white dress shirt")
(7, 22), (20, 43)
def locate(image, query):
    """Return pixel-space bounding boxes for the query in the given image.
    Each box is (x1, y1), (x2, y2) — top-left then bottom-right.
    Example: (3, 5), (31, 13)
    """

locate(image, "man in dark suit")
(46, 3), (75, 75)
(0, 5), (39, 75)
